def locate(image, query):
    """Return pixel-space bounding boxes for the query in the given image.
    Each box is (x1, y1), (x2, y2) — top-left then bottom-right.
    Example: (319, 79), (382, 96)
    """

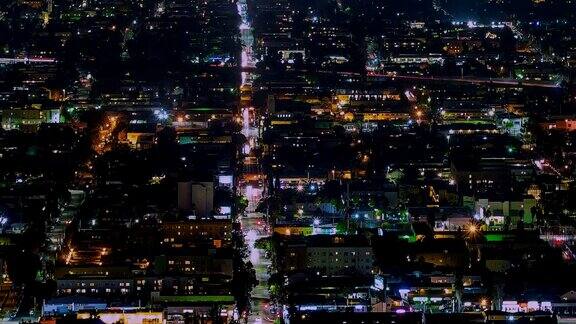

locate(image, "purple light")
(395, 309), (406, 314)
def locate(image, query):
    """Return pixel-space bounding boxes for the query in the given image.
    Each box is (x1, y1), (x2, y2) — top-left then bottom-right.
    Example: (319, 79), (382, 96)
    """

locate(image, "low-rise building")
(279, 235), (374, 275)
(160, 219), (232, 248)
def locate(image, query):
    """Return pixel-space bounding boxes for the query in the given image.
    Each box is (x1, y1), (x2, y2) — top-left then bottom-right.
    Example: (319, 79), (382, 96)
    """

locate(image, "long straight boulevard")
(236, 0), (274, 323)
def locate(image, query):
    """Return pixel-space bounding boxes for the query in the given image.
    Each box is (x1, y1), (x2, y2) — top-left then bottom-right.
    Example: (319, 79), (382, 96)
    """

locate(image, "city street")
(241, 213), (274, 324)
(236, 0), (274, 322)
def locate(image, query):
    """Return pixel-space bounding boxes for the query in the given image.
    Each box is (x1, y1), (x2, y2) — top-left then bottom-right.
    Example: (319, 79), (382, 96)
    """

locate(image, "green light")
(157, 295), (235, 303)
(485, 233), (506, 242)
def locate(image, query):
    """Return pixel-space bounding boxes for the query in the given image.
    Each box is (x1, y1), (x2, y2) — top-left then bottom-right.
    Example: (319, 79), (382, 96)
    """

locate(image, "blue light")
(155, 109), (169, 121)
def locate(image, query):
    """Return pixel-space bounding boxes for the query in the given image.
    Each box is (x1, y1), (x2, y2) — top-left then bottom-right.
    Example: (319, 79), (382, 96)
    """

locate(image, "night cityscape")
(1, 0), (576, 323)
